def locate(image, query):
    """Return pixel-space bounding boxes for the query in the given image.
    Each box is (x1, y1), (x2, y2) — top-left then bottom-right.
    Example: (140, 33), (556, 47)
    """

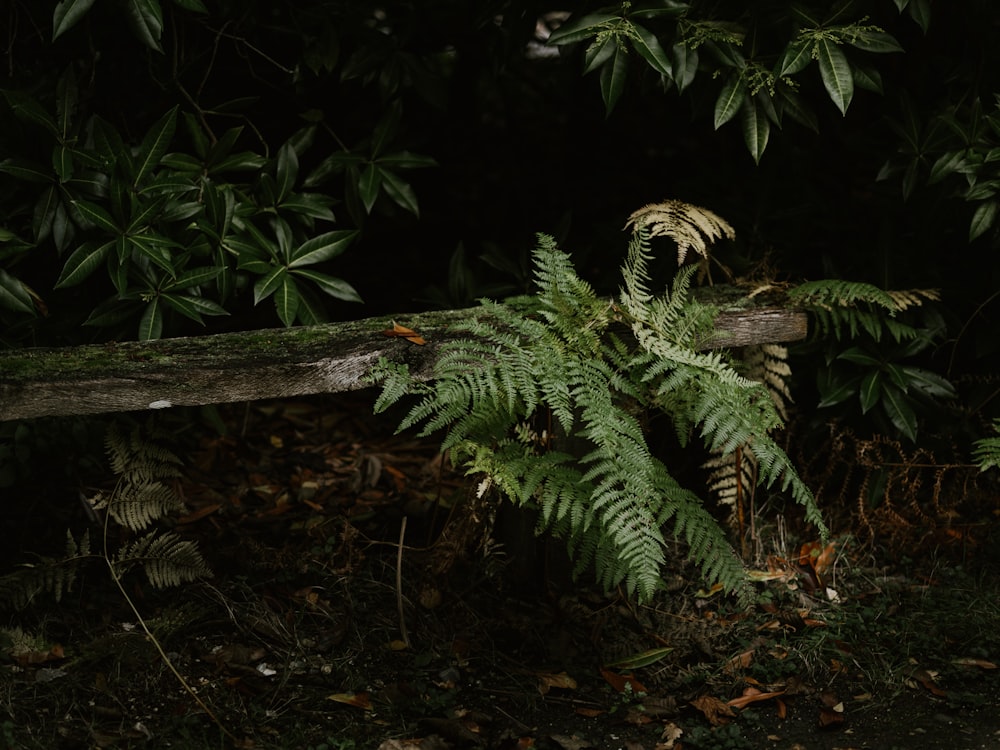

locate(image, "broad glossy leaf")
(0, 158), (52, 183)
(289, 230), (358, 268)
(126, 197), (167, 233)
(162, 293), (228, 323)
(55, 68), (78, 137)
(172, 0), (208, 14)
(775, 83), (819, 133)
(714, 75), (746, 129)
(253, 265), (286, 305)
(816, 370), (858, 408)
(293, 283), (328, 324)
(274, 143), (299, 204)
(71, 199), (119, 233)
(160, 199), (202, 223)
(371, 102), (401, 159)
(304, 151), (366, 187)
(900, 366), (956, 398)
(84, 298), (140, 328)
(380, 169), (421, 216)
(777, 37), (812, 77)
(964, 181), (999, 202)
(908, 0), (931, 33)
(138, 297), (163, 341)
(359, 163), (382, 213)
(969, 200), (998, 241)
(128, 234), (179, 276)
(583, 34), (617, 75)
(375, 151), (438, 170)
(881, 385), (918, 441)
(0, 270), (35, 314)
(211, 152), (267, 173)
(848, 29), (903, 54)
(134, 106), (177, 185)
(929, 151), (967, 185)
(52, 200), (74, 251)
(850, 62), (883, 94)
(893, 0), (908, 10)
(52, 0), (97, 41)
(273, 217), (294, 263)
(31, 188), (58, 244)
(671, 42), (698, 93)
(741, 96), (770, 163)
(859, 370), (882, 413)
(90, 116), (127, 166)
(817, 39), (853, 115)
(280, 193), (336, 222)
(165, 266), (222, 290)
(599, 44), (629, 116)
(837, 346), (882, 366)
(884, 363), (911, 391)
(546, 13), (619, 46)
(274, 276), (300, 327)
(630, 23), (672, 77)
(292, 268), (363, 302)
(125, 0), (164, 52)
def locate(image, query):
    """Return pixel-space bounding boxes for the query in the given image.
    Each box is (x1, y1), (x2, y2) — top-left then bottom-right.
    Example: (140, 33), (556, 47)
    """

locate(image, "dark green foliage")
(790, 281), (956, 442)
(372, 220), (826, 602)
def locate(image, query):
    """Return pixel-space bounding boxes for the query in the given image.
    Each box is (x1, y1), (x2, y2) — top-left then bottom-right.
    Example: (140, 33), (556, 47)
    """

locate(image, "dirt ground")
(1, 394), (999, 750)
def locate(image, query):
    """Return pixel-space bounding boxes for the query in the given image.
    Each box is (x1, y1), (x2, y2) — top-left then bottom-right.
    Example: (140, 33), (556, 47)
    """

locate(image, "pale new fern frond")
(624, 199), (736, 265)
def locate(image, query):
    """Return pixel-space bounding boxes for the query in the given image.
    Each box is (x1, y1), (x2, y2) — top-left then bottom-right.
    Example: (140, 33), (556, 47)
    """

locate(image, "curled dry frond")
(625, 199), (736, 265)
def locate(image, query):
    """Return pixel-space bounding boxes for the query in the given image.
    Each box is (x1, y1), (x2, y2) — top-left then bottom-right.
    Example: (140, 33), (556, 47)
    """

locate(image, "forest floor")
(1, 393), (999, 750)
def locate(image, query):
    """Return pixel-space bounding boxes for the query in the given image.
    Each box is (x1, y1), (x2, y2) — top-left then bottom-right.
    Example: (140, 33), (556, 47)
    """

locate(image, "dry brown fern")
(624, 199), (735, 265)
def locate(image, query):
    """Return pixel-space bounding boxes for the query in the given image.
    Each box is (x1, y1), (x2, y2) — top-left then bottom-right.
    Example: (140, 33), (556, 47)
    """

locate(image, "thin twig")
(396, 516), (411, 648)
(102, 496), (238, 744)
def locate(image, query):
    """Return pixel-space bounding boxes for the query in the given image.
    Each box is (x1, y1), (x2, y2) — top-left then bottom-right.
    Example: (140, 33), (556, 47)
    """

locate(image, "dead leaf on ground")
(952, 657), (997, 669)
(600, 668), (648, 694)
(657, 722), (683, 749)
(549, 735), (596, 750)
(689, 694), (736, 726)
(382, 322), (427, 345)
(327, 691), (372, 710)
(536, 671), (577, 695)
(727, 686), (786, 710)
(909, 668), (947, 697)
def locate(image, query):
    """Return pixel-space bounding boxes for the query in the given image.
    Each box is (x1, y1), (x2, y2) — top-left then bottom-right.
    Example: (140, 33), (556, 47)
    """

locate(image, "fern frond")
(705, 446), (758, 515)
(973, 419), (1000, 472)
(114, 531), (212, 589)
(742, 344), (792, 420)
(886, 288), (940, 310)
(788, 280), (937, 343)
(373, 216), (823, 603)
(370, 359), (415, 413)
(0, 530), (90, 610)
(624, 199), (735, 265)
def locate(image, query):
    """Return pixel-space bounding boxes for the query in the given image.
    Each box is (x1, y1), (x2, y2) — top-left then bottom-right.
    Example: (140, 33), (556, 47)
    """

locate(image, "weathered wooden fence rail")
(0, 291), (807, 421)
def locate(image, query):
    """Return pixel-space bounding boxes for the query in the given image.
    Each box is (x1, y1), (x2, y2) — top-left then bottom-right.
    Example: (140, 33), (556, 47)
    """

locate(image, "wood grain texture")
(0, 296), (807, 421)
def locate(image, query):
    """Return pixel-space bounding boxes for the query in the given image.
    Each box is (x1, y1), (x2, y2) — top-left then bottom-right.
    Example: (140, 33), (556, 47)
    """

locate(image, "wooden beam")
(0, 295), (807, 421)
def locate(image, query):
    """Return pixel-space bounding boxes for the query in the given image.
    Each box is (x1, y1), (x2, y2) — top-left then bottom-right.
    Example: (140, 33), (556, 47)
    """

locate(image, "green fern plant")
(370, 202), (826, 603)
(973, 419), (1000, 472)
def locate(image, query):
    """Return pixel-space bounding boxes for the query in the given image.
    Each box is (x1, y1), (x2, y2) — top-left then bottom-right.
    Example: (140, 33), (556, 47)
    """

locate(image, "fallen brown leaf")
(689, 694), (736, 726)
